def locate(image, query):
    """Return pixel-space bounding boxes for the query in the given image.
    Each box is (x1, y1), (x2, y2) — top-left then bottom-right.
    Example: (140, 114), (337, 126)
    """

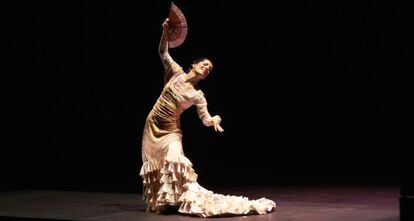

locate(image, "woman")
(139, 18), (276, 217)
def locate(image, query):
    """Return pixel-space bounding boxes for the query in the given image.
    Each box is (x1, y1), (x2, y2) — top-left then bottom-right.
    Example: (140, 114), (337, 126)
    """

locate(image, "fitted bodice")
(150, 74), (206, 131)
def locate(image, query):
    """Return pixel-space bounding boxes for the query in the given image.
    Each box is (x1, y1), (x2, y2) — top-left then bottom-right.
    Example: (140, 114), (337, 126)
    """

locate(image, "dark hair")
(187, 58), (214, 72)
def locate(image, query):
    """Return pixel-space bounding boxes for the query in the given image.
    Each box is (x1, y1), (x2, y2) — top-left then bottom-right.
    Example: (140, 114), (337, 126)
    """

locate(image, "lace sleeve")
(161, 54), (184, 84)
(194, 91), (221, 127)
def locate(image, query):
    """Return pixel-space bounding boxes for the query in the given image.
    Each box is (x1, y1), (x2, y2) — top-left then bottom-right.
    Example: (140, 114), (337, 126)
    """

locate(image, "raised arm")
(158, 18), (170, 57)
(194, 91), (224, 132)
(159, 18), (183, 84)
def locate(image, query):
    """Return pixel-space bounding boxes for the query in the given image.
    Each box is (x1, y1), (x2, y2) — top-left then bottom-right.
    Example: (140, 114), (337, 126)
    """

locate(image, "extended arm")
(195, 92), (224, 132)
(159, 18), (182, 84)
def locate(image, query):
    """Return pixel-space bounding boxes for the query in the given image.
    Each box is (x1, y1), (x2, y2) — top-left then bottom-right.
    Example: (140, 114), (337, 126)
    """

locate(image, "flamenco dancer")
(139, 3), (276, 217)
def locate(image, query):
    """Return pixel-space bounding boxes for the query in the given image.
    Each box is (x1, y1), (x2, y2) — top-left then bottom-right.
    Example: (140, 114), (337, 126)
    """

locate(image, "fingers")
(213, 122), (224, 133)
(213, 116), (224, 133)
(162, 18), (170, 30)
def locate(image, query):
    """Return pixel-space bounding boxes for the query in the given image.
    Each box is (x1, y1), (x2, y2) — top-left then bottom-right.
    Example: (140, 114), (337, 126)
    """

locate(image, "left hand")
(212, 116), (224, 133)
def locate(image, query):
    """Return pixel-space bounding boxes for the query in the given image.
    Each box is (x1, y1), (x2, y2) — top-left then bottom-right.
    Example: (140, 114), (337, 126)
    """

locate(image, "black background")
(3, 0), (413, 193)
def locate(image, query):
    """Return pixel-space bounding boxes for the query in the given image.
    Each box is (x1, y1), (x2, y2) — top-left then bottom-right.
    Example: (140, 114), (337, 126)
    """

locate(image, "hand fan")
(168, 3), (188, 48)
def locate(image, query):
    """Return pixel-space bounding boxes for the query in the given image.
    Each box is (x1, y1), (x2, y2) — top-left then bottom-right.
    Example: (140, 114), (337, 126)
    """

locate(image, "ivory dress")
(140, 57), (276, 217)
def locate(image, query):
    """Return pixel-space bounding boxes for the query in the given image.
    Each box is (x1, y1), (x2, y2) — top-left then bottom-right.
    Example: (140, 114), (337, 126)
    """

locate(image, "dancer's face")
(192, 59), (213, 79)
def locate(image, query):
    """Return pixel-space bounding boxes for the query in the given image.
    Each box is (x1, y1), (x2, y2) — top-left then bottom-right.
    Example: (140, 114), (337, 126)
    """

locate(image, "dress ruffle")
(140, 155), (198, 212)
(178, 182), (275, 217)
(140, 158), (276, 217)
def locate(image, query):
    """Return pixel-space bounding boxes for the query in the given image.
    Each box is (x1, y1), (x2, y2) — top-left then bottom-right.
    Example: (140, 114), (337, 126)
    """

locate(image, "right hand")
(162, 18), (170, 32)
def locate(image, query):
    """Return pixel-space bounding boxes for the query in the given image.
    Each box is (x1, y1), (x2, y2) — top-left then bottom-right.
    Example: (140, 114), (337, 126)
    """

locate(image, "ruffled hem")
(140, 158), (198, 212)
(140, 160), (275, 217)
(178, 182), (276, 217)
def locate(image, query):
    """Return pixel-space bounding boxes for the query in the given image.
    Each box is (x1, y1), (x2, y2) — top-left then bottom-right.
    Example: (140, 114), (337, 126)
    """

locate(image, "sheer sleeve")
(193, 91), (221, 127)
(161, 54), (184, 84)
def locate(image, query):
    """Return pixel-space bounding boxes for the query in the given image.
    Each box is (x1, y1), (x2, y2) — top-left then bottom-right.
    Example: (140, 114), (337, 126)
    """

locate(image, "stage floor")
(0, 185), (399, 221)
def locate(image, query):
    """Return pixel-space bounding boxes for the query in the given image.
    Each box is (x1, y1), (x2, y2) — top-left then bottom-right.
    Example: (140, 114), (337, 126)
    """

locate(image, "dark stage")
(2, 0), (412, 220)
(0, 185), (399, 221)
